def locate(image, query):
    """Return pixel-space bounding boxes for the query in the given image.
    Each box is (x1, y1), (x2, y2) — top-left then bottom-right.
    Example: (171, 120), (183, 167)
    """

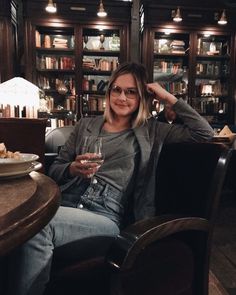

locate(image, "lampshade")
(97, 0), (107, 17)
(173, 7), (182, 22)
(45, 0), (57, 13)
(218, 9), (227, 25)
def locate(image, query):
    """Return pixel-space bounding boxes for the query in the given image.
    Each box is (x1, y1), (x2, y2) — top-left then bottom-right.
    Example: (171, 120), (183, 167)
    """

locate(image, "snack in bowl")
(0, 142), (21, 159)
(0, 143), (39, 174)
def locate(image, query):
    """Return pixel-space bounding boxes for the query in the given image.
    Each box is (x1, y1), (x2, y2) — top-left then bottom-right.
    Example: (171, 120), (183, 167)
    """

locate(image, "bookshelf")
(143, 28), (234, 125)
(80, 27), (121, 117)
(34, 26), (76, 127)
(153, 32), (189, 100)
(23, 19), (128, 127)
(192, 33), (231, 123)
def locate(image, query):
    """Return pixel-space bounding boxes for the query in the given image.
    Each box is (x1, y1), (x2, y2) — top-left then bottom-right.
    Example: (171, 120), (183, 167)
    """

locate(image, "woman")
(7, 62), (214, 295)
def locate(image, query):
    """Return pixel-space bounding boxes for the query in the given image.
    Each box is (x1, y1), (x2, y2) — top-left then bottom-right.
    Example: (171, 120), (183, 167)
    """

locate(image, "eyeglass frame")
(109, 85), (139, 100)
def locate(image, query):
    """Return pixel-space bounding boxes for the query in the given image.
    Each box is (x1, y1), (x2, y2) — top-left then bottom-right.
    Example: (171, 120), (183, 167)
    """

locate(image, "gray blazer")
(49, 99), (214, 223)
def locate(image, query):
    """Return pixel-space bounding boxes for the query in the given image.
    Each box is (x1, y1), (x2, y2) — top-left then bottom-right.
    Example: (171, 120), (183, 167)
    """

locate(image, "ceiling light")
(45, 0), (57, 13)
(173, 7), (182, 22)
(97, 0), (107, 17)
(218, 9), (227, 25)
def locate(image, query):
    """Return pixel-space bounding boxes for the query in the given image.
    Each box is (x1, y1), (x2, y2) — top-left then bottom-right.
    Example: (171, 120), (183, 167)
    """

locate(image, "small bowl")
(0, 153), (39, 173)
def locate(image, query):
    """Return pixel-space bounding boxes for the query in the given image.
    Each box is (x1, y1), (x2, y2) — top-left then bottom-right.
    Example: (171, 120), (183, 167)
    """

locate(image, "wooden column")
(130, 0), (140, 62)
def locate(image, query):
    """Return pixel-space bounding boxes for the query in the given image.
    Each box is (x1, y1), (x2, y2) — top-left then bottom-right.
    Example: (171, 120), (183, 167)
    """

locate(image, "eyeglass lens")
(110, 85), (138, 99)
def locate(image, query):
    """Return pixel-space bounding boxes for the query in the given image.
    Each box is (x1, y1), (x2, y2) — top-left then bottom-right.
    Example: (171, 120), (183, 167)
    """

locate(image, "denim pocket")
(80, 180), (124, 224)
(102, 184), (124, 216)
(81, 182), (104, 205)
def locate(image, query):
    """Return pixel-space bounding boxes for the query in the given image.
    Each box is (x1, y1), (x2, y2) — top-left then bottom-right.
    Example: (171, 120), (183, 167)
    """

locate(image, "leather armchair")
(45, 126), (74, 174)
(44, 142), (232, 295)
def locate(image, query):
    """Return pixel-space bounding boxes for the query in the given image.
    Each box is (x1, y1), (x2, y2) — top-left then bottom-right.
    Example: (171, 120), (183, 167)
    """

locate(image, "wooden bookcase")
(23, 1), (130, 127)
(0, 0), (19, 83)
(141, 2), (236, 125)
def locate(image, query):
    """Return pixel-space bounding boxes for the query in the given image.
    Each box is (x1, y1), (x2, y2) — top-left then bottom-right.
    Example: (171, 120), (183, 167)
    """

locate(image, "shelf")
(36, 47), (74, 53)
(83, 90), (106, 95)
(154, 53), (188, 58)
(196, 54), (230, 60)
(83, 50), (120, 56)
(196, 74), (224, 79)
(82, 69), (112, 75)
(146, 29), (233, 124)
(25, 22), (127, 122)
(36, 69), (75, 73)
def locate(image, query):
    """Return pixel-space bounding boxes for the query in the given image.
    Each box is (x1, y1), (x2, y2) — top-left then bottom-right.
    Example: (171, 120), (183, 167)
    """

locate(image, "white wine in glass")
(81, 137), (104, 183)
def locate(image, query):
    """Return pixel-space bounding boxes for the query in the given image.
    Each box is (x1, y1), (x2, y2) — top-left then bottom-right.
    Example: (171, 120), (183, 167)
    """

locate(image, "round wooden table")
(0, 171), (60, 256)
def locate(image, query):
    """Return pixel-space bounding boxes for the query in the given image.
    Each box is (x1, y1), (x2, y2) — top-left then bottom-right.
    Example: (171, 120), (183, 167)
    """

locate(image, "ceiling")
(22, 0), (236, 7)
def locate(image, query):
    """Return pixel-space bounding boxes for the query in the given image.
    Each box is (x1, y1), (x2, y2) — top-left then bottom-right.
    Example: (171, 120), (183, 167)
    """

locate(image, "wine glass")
(81, 136), (104, 184)
(100, 34), (105, 50)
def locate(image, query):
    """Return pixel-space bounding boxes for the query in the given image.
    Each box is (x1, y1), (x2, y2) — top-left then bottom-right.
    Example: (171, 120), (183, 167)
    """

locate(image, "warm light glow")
(96, 25), (106, 31)
(45, 0), (57, 13)
(173, 7), (182, 22)
(164, 29), (172, 35)
(218, 10), (227, 25)
(0, 77), (40, 118)
(97, 0), (107, 17)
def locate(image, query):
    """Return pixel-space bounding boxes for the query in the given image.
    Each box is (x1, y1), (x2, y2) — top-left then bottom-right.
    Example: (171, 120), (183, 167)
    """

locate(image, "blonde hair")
(104, 62), (151, 128)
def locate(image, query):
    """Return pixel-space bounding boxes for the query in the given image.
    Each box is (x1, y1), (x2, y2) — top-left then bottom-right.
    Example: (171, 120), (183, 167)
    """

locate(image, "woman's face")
(109, 73), (140, 120)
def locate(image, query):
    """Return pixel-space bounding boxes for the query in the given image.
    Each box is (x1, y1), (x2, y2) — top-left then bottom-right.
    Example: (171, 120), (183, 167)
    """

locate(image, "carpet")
(209, 271), (229, 295)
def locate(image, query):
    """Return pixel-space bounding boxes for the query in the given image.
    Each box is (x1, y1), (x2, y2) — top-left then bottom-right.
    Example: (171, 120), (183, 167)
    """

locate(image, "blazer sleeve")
(164, 98), (214, 143)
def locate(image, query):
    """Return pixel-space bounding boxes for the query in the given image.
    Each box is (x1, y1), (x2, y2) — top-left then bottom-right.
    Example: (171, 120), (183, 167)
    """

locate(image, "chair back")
(44, 126), (74, 174)
(45, 126), (74, 153)
(155, 142), (231, 223)
(154, 142), (232, 295)
(0, 118), (47, 172)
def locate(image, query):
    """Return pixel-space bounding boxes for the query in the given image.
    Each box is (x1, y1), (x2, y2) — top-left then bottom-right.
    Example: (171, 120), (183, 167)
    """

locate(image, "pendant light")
(218, 9), (227, 25)
(45, 0), (57, 13)
(97, 0), (107, 18)
(173, 7), (182, 22)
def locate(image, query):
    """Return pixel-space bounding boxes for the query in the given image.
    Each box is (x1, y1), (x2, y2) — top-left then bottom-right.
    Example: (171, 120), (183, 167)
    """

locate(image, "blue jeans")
(62, 177), (125, 227)
(7, 206), (120, 295)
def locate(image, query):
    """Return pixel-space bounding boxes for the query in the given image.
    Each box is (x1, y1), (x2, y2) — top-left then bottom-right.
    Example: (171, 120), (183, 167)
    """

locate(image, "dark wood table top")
(0, 172), (60, 256)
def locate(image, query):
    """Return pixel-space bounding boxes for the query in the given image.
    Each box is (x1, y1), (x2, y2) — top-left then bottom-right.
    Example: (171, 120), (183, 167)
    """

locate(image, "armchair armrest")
(107, 215), (209, 271)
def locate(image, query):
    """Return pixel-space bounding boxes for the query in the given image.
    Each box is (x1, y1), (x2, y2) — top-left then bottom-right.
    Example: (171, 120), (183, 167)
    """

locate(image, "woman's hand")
(147, 82), (177, 105)
(69, 153), (100, 178)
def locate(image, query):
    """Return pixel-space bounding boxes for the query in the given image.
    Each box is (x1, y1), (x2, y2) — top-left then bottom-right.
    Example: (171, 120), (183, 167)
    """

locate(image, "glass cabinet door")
(153, 32), (189, 102)
(81, 27), (120, 117)
(193, 33), (230, 124)
(35, 26), (76, 126)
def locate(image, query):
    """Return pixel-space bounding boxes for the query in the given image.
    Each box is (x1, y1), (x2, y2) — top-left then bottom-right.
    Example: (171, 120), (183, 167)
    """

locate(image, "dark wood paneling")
(23, 0), (131, 23)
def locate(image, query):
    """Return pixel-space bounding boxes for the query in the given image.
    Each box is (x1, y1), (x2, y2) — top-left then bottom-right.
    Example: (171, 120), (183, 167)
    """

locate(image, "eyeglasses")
(110, 85), (139, 100)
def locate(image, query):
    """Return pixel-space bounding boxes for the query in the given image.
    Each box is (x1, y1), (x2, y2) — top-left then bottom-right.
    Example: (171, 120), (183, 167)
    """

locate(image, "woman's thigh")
(50, 206), (120, 248)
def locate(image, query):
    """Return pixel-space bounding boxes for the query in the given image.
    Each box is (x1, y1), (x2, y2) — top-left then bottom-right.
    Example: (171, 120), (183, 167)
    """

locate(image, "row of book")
(50, 118), (75, 129)
(196, 62), (222, 76)
(154, 61), (182, 74)
(198, 101), (227, 114)
(35, 31), (73, 49)
(82, 95), (106, 114)
(154, 39), (186, 54)
(160, 81), (187, 95)
(0, 104), (38, 118)
(37, 56), (75, 70)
